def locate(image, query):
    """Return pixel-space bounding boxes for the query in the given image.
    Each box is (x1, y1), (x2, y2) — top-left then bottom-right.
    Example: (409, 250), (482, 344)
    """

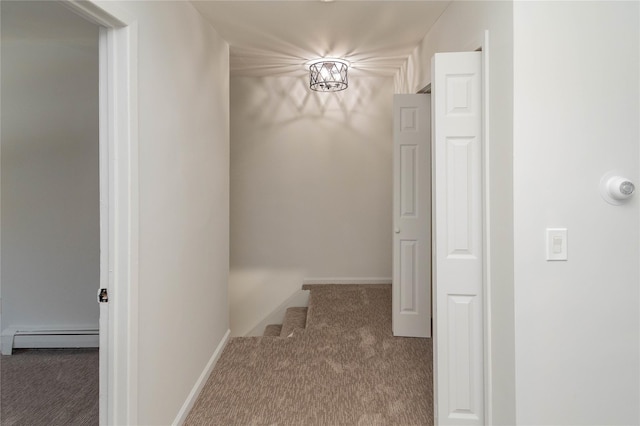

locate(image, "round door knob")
(395, 228), (400, 234)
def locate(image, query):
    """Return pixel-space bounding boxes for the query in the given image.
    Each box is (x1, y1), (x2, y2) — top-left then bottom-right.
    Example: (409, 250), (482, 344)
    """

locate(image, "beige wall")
(230, 75), (393, 336)
(398, 1), (640, 423)
(394, 1), (515, 423)
(513, 2), (639, 424)
(1, 1), (99, 338)
(109, 2), (230, 424)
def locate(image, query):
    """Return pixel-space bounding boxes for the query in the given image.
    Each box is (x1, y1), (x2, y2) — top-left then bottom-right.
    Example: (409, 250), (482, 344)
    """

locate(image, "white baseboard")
(1, 325), (99, 355)
(172, 329), (231, 426)
(303, 277), (392, 285)
(246, 289), (310, 337)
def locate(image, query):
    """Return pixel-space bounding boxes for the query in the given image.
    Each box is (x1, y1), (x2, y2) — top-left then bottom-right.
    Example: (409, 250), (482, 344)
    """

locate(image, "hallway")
(186, 285), (433, 425)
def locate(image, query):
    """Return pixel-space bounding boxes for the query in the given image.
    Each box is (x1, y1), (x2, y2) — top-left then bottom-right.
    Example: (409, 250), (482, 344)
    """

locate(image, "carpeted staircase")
(265, 306), (308, 338)
(185, 284), (433, 426)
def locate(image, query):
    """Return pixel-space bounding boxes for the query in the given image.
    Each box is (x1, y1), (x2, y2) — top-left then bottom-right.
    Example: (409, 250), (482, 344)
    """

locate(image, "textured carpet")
(1, 348), (98, 426)
(185, 284), (433, 426)
(279, 307), (308, 337)
(263, 324), (283, 337)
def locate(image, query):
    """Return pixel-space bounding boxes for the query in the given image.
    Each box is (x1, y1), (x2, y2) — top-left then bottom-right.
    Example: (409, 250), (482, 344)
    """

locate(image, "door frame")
(60, 1), (139, 424)
(480, 30), (492, 426)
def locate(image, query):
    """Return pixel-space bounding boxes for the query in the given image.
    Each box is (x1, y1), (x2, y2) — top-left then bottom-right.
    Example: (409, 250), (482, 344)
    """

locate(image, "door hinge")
(98, 288), (109, 303)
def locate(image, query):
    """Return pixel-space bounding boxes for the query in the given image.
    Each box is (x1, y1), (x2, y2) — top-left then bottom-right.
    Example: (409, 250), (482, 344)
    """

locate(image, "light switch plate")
(546, 228), (568, 261)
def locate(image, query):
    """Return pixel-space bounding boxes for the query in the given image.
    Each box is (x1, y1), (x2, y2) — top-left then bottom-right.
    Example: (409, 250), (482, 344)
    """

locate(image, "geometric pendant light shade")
(309, 59), (349, 92)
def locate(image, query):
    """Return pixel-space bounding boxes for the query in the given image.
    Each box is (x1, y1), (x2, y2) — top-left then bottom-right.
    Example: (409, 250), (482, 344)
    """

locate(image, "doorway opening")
(393, 40), (489, 426)
(8, 1), (140, 424)
(0, 0), (100, 422)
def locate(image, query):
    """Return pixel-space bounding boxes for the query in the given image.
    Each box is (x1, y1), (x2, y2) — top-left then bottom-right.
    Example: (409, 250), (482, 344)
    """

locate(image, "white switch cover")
(546, 228), (568, 261)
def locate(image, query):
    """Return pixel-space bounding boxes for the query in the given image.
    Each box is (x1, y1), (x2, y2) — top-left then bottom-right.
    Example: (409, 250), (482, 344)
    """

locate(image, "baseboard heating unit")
(1, 326), (99, 355)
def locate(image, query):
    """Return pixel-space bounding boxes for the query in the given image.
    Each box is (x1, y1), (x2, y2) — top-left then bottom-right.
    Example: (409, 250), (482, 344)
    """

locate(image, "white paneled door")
(392, 94), (431, 338)
(432, 51), (483, 425)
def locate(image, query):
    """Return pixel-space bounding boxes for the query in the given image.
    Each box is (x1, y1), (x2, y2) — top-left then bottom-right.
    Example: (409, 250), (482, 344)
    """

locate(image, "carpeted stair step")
(302, 284), (392, 332)
(279, 307), (307, 337)
(262, 324), (282, 337)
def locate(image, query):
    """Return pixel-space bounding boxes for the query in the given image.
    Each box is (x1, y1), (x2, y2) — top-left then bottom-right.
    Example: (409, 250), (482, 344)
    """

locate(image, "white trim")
(97, 25), (110, 426)
(109, 20), (140, 426)
(59, 0), (132, 27)
(480, 30), (493, 426)
(60, 2), (139, 425)
(172, 330), (231, 426)
(302, 277), (392, 285)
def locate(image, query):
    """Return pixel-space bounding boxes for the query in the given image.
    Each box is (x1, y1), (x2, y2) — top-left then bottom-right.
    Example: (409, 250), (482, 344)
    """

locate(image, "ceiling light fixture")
(309, 59), (349, 92)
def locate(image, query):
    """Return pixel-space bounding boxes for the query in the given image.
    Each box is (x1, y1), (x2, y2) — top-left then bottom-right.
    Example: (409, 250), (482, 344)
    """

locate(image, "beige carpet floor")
(1, 348), (98, 426)
(186, 284), (433, 426)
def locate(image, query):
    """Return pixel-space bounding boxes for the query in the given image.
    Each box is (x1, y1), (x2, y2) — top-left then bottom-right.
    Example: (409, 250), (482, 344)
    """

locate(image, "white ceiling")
(191, 1), (451, 77)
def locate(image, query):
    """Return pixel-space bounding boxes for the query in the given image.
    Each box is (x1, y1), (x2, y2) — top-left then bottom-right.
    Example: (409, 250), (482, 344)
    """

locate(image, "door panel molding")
(433, 51), (483, 425)
(393, 94), (431, 338)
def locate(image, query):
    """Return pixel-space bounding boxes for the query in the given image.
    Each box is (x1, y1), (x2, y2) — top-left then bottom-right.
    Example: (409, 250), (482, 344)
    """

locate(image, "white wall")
(1, 1), (99, 336)
(513, 2), (639, 424)
(394, 2), (515, 423)
(230, 75), (393, 335)
(108, 2), (230, 424)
